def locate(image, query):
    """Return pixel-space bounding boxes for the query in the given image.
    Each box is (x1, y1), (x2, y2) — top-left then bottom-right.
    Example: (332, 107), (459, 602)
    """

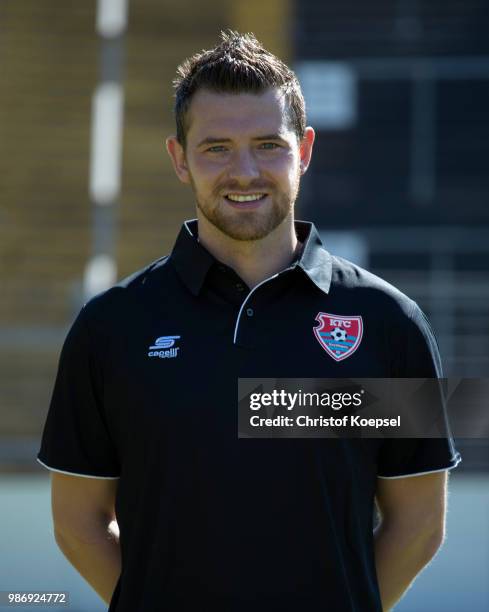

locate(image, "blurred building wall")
(294, 1), (489, 389)
(0, 0), (486, 493)
(0, 1), (98, 462)
(0, 0), (290, 468)
(292, 0), (489, 471)
(0, 2), (487, 611)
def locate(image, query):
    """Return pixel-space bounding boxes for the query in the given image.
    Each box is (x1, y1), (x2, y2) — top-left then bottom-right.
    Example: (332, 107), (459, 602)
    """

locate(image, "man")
(38, 31), (461, 611)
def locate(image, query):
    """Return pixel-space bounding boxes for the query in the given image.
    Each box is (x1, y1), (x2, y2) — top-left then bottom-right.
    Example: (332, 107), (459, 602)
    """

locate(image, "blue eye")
(260, 142), (279, 150)
(207, 145), (226, 153)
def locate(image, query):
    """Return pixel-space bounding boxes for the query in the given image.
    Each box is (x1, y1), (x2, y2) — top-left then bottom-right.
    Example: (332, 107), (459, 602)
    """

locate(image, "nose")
(227, 147), (260, 182)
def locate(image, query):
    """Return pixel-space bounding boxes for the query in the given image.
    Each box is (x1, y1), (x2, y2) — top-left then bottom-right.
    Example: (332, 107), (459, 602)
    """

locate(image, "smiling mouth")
(224, 193), (267, 203)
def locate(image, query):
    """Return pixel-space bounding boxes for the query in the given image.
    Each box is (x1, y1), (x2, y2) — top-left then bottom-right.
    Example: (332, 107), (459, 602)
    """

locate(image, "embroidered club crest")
(313, 312), (363, 362)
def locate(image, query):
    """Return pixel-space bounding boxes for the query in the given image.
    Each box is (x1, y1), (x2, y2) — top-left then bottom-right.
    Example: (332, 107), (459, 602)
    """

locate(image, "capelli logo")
(147, 335), (180, 359)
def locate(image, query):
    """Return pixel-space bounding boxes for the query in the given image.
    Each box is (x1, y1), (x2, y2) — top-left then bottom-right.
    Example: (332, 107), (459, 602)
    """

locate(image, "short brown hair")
(172, 30), (306, 147)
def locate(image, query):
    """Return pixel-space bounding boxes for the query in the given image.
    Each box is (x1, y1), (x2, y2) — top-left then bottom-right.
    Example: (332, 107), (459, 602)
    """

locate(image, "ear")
(299, 126), (315, 175)
(166, 135), (190, 184)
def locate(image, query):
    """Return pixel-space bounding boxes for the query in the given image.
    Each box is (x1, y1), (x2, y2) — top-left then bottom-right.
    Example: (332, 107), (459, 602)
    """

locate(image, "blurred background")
(0, 0), (488, 610)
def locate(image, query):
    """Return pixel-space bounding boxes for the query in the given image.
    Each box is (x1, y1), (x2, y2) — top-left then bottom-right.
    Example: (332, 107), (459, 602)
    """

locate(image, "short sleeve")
(37, 305), (120, 479)
(377, 301), (461, 479)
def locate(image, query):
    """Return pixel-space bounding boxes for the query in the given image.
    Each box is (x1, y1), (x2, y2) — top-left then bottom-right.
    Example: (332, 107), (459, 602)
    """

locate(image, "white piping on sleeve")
(36, 457), (120, 479)
(233, 273), (280, 344)
(377, 462), (460, 480)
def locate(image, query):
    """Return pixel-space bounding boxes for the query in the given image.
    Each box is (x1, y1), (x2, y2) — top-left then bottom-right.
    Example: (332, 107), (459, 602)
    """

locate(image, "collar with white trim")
(170, 219), (332, 296)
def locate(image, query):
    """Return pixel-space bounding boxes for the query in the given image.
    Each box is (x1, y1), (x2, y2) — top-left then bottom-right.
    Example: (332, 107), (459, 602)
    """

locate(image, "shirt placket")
(233, 268), (296, 347)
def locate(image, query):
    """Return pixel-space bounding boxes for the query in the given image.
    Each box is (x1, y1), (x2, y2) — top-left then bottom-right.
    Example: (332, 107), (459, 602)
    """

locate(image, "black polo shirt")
(38, 220), (461, 612)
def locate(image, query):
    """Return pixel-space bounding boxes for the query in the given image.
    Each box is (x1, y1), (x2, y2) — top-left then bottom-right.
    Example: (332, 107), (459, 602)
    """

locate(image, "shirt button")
(236, 283), (245, 292)
(246, 308), (254, 317)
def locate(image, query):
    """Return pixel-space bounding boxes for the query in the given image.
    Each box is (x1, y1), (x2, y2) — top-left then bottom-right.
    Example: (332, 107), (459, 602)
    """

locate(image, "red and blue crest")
(313, 312), (363, 362)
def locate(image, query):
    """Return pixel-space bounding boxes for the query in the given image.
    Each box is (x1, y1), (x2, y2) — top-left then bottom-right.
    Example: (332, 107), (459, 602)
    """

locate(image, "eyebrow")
(196, 137), (232, 148)
(253, 134), (285, 141)
(196, 134), (286, 148)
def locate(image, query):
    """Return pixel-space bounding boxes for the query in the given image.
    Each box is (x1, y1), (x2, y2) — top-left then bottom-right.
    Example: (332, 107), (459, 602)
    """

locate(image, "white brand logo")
(147, 335), (181, 359)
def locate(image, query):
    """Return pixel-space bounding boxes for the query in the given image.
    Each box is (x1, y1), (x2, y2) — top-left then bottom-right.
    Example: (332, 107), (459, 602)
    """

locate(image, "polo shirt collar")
(170, 220), (214, 296)
(170, 219), (332, 296)
(295, 220), (333, 295)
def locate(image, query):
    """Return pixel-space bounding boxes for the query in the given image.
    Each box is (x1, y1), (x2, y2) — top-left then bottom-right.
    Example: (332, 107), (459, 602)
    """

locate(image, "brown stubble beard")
(190, 168), (302, 242)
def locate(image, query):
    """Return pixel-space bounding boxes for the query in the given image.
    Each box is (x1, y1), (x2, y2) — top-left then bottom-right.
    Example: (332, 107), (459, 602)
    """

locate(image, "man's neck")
(196, 215), (300, 289)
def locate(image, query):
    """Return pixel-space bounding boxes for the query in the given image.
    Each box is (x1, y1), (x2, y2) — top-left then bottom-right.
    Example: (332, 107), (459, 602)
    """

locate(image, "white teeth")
(226, 193), (264, 202)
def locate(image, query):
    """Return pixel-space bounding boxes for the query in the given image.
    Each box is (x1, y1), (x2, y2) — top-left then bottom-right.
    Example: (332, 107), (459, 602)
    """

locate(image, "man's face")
(167, 87), (314, 241)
